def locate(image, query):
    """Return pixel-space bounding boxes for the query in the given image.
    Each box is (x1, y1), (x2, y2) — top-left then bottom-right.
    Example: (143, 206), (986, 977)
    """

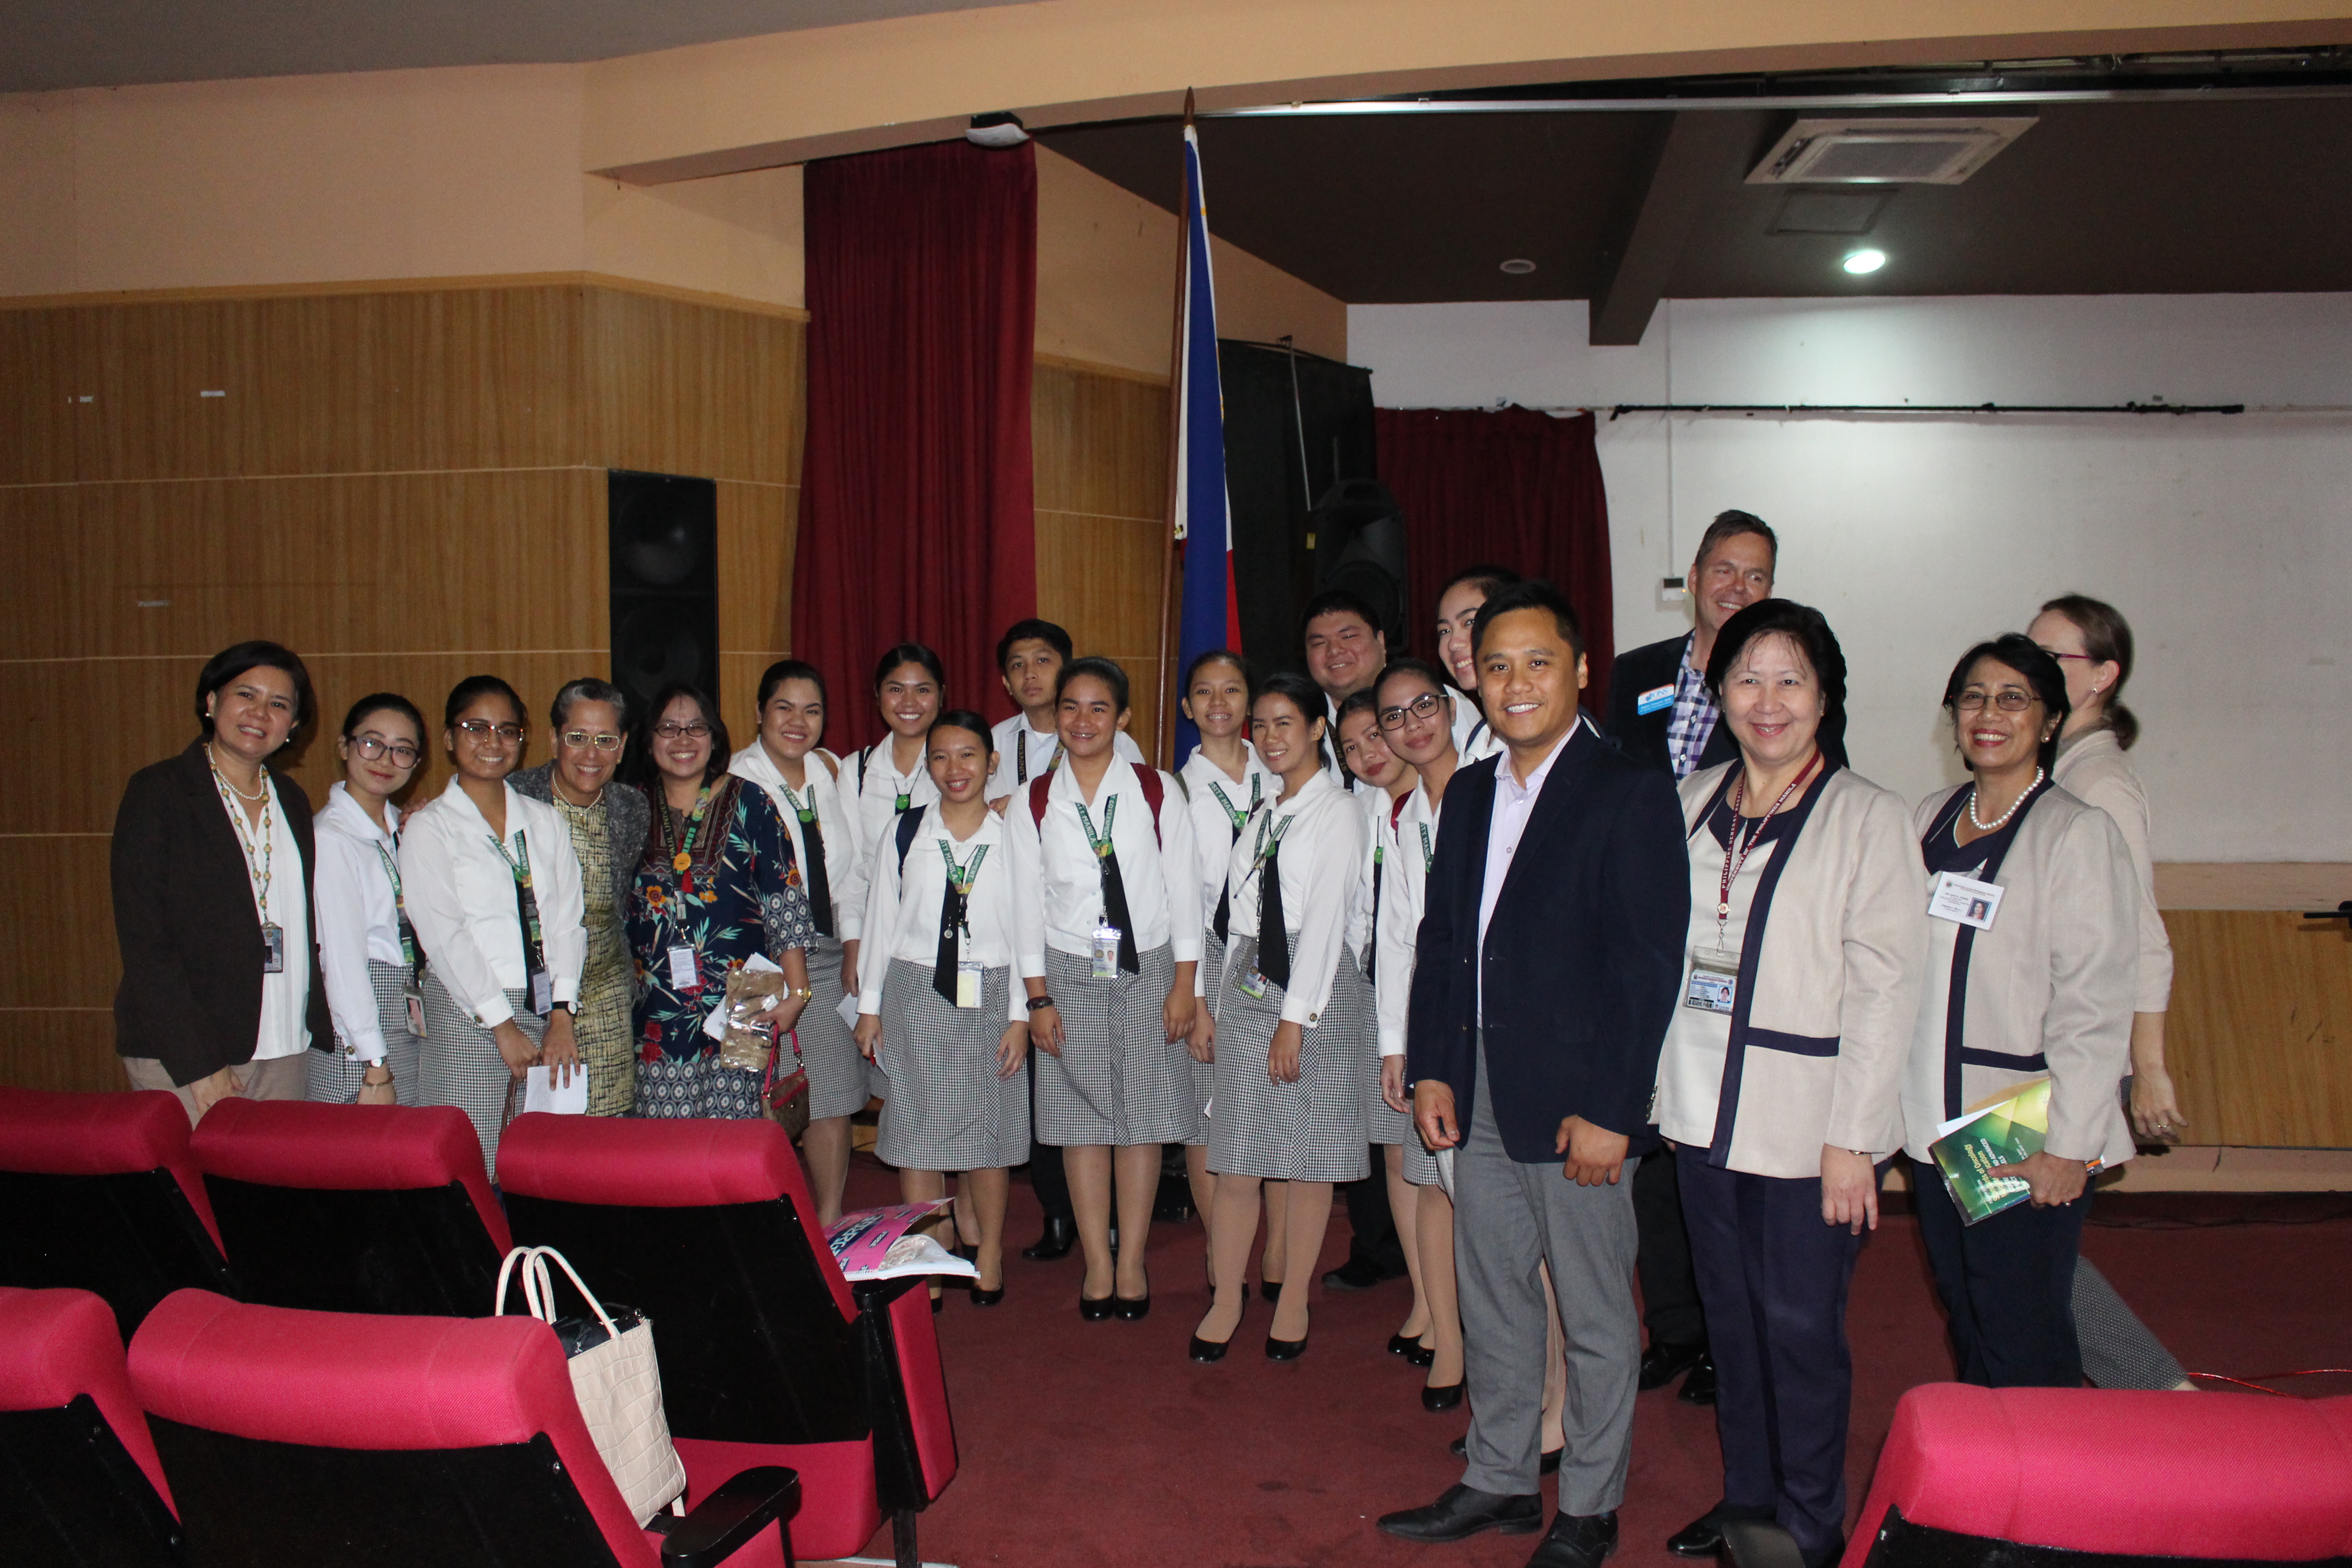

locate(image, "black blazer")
(111, 741), (332, 1086)
(1603, 633), (1848, 779)
(1403, 726), (1690, 1163)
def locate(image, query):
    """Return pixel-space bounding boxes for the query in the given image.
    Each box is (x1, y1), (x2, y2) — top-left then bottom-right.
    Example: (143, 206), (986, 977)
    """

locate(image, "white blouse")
(1376, 782), (1441, 1059)
(858, 803), (1035, 1024)
(313, 782), (405, 1063)
(1005, 756), (1201, 968)
(400, 777), (586, 1030)
(986, 713), (1143, 802)
(728, 741), (860, 941)
(218, 774), (312, 1062)
(1652, 811), (1780, 1150)
(1177, 745), (1274, 930)
(1351, 785), (1408, 965)
(1221, 770), (1367, 1029)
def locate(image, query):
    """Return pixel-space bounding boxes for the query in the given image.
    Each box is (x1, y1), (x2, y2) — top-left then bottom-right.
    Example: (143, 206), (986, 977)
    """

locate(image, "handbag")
(495, 1245), (688, 1526)
(763, 1029), (812, 1139)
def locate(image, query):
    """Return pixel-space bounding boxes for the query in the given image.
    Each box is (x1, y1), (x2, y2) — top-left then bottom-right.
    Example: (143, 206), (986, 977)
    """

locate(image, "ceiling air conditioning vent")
(1747, 117), (2036, 186)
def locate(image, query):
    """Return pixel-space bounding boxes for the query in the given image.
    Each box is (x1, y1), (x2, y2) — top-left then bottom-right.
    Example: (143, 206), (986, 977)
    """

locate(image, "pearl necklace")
(1967, 766), (2044, 833)
(206, 744), (270, 802)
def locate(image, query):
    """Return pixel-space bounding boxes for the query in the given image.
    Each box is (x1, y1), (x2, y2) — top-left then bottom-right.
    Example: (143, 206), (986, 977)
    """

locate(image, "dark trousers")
(1635, 1147), (1708, 1348)
(1341, 1152), (1407, 1274)
(1677, 1150), (1863, 1562)
(1911, 1156), (2088, 1388)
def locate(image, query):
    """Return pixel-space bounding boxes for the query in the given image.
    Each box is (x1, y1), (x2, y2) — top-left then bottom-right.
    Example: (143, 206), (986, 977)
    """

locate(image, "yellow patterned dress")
(556, 791), (638, 1116)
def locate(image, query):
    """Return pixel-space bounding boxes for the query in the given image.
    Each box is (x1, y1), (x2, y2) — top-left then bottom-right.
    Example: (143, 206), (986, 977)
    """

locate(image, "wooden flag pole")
(1151, 88), (1196, 770)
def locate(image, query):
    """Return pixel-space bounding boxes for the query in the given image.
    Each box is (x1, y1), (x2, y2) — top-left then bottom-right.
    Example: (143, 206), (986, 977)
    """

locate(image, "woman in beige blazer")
(1906, 634), (2136, 1392)
(1651, 601), (1923, 1568)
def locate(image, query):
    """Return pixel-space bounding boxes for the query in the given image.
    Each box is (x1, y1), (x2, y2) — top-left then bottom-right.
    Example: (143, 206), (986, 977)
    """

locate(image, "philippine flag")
(1171, 123), (1241, 765)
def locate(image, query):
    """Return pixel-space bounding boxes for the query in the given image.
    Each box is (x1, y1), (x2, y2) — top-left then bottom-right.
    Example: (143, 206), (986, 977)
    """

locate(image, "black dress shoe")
(1022, 1215), (1076, 1261)
(968, 1283), (1004, 1307)
(1322, 1254), (1399, 1292)
(1407, 1341), (1437, 1368)
(1187, 1333), (1230, 1363)
(1525, 1510), (1618, 1568)
(1667, 1504), (1774, 1559)
(1260, 1279), (1283, 1306)
(1387, 1333), (1418, 1357)
(1265, 1333), (1308, 1361)
(1421, 1381), (1465, 1412)
(1639, 1341), (1706, 1392)
(1113, 1293), (1150, 1321)
(1377, 1484), (1544, 1543)
(1448, 1436), (1563, 1474)
(1677, 1354), (1718, 1406)
(1078, 1292), (1114, 1321)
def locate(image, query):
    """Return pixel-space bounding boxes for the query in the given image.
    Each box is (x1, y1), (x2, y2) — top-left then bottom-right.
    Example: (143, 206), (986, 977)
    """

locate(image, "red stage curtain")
(793, 139), (1038, 753)
(1376, 406), (1616, 713)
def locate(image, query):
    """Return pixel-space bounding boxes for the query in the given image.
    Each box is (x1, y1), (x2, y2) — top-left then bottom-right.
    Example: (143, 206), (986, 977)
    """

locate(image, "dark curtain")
(1375, 406), (1616, 714)
(793, 139), (1038, 753)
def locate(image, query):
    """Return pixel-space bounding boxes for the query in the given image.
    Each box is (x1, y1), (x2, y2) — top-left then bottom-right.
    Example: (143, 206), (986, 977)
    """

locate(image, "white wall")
(1349, 294), (2352, 862)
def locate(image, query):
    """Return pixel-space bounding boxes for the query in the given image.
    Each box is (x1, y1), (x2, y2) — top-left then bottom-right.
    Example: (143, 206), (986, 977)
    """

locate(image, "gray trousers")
(1455, 1038), (1641, 1514)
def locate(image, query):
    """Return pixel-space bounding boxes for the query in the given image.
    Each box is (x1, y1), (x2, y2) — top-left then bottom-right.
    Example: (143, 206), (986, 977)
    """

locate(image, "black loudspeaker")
(607, 470), (720, 717)
(1216, 341), (1380, 676)
(1308, 477), (1408, 637)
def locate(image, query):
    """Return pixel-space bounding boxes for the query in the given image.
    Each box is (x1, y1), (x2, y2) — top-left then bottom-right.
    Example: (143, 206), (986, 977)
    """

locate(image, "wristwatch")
(1025, 994), (1057, 1012)
(789, 985), (815, 1001)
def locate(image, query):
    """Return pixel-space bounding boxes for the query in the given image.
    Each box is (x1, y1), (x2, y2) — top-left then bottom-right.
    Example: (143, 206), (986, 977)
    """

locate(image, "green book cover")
(1929, 1077), (2053, 1225)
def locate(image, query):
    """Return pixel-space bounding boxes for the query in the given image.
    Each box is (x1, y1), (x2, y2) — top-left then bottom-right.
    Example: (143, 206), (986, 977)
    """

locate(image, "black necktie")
(1258, 839), (1290, 989)
(1099, 846), (1140, 975)
(934, 872), (967, 1005)
(1212, 819), (1240, 943)
(1365, 847), (1383, 982)
(795, 799), (834, 938)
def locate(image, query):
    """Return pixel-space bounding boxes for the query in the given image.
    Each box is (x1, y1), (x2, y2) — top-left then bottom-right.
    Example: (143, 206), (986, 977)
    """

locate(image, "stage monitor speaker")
(1216, 340), (1380, 677)
(608, 470), (720, 719)
(1308, 477), (1408, 638)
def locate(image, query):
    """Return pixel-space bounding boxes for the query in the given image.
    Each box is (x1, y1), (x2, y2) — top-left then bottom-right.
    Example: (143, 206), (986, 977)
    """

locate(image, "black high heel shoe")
(1265, 1332), (1309, 1361)
(1113, 1291), (1151, 1321)
(969, 1279), (1005, 1307)
(1260, 1279), (1283, 1307)
(1421, 1381), (1464, 1411)
(1387, 1333), (1417, 1357)
(1079, 1291), (1115, 1322)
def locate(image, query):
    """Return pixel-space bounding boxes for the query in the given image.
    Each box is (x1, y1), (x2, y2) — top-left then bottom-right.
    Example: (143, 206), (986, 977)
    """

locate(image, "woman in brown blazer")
(113, 641), (333, 1122)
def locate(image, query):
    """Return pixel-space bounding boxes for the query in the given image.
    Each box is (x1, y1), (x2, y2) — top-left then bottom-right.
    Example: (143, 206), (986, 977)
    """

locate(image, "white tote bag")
(495, 1245), (689, 1526)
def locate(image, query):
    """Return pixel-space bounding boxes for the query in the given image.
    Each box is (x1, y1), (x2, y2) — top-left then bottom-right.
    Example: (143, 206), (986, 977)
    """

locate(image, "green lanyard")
(1016, 734), (1064, 784)
(1246, 809), (1293, 881)
(486, 829), (547, 965)
(1207, 774), (1259, 833)
(779, 780), (817, 824)
(1073, 795), (1118, 859)
(938, 839), (988, 896)
(373, 843), (419, 971)
(662, 787), (714, 891)
(1418, 821), (1434, 873)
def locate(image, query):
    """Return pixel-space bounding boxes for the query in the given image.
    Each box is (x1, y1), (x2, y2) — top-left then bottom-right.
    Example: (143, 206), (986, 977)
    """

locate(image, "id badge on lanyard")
(1236, 965), (1272, 1001)
(1684, 946), (1738, 1014)
(260, 923), (286, 975)
(493, 830), (554, 1017)
(1091, 922), (1122, 979)
(958, 929), (983, 1010)
(667, 945), (700, 993)
(375, 844), (428, 1037)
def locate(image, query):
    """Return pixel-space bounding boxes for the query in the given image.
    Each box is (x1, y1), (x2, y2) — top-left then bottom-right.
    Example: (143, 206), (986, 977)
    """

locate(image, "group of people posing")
(114, 508), (2184, 1568)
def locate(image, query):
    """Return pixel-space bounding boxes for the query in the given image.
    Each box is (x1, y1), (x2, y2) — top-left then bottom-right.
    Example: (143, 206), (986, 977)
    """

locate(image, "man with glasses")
(511, 678), (648, 1115)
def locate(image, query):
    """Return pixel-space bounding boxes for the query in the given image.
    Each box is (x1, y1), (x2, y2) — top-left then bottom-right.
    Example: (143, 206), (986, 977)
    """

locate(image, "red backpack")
(1028, 767), (1165, 849)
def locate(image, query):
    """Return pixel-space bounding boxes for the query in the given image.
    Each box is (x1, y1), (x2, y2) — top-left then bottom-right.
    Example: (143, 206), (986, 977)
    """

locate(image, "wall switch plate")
(1659, 576), (1685, 606)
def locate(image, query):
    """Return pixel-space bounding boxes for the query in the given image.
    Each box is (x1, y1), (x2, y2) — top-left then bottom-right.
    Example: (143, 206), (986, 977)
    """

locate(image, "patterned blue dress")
(627, 776), (815, 1118)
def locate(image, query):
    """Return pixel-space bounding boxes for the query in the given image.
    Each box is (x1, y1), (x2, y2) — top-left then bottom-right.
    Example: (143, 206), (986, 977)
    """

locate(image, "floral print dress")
(627, 775), (815, 1118)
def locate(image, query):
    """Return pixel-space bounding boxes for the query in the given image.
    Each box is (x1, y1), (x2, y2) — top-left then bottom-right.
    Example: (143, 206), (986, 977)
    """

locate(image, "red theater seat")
(129, 1289), (800, 1568)
(1844, 1383), (2352, 1568)
(0, 1285), (181, 1564)
(0, 1087), (232, 1334)
(189, 1098), (510, 1316)
(496, 1114), (958, 1566)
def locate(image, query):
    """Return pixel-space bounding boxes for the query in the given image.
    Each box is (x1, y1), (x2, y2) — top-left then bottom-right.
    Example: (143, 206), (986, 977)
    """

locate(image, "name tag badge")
(956, 960), (983, 1010)
(402, 971), (429, 1038)
(260, 922), (285, 975)
(529, 971), (554, 1017)
(1091, 922), (1123, 979)
(1683, 946), (1738, 1014)
(1928, 871), (2004, 930)
(1237, 967), (1271, 1001)
(1636, 683), (1676, 716)
(667, 945), (699, 991)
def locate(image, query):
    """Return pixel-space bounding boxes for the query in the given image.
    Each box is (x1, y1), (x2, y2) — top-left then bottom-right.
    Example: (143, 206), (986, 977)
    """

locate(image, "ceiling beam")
(1588, 110), (1768, 346)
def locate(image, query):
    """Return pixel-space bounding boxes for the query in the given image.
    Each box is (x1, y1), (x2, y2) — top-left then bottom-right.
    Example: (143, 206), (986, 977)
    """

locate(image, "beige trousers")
(122, 1052), (312, 1126)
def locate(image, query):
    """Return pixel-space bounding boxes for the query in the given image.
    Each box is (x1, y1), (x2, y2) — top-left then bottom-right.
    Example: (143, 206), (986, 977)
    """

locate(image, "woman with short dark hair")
(510, 677), (647, 1116)
(113, 641), (332, 1121)
(400, 676), (587, 1179)
(1904, 634), (2137, 1390)
(624, 683), (815, 1118)
(309, 692), (428, 1107)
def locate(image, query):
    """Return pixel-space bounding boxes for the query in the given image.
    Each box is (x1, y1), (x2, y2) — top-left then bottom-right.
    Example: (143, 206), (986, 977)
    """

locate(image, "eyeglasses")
(456, 720), (526, 743)
(654, 721), (713, 740)
(1952, 689), (2038, 713)
(2043, 651), (2098, 664)
(1377, 691), (1445, 731)
(560, 730), (623, 752)
(349, 734), (421, 767)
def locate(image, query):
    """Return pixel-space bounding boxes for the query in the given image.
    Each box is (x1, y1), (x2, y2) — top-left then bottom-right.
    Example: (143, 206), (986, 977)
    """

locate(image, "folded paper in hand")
(523, 1063), (588, 1115)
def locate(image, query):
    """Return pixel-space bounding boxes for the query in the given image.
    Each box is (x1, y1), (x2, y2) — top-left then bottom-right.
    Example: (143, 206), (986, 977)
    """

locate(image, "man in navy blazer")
(1378, 582), (1690, 1568)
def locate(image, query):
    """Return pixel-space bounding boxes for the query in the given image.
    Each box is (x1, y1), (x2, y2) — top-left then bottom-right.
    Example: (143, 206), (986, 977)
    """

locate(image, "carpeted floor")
(838, 1157), (2352, 1568)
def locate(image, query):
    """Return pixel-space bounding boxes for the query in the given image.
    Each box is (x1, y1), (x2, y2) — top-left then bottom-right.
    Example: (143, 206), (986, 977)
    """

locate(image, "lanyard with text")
(1207, 774), (1259, 837)
(1246, 808), (1293, 883)
(1714, 751), (1822, 949)
(211, 756), (284, 975)
(487, 830), (554, 1015)
(1074, 794), (1139, 976)
(935, 838), (989, 1007)
(1016, 733), (1065, 784)
(659, 790), (714, 992)
(374, 843), (429, 1036)
(779, 779), (835, 938)
(1418, 822), (1434, 874)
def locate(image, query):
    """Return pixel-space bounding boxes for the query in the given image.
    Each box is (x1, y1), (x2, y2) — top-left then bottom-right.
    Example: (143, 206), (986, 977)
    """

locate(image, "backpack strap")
(1028, 774), (1053, 833)
(893, 805), (924, 876)
(1030, 765), (1166, 848)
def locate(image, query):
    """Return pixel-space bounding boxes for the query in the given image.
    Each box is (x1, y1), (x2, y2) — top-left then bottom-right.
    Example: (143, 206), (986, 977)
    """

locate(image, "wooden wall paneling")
(2163, 909), (2352, 1147)
(0, 306), (79, 487)
(0, 840), (118, 1011)
(0, 1014), (129, 1095)
(1031, 361), (1167, 518)
(716, 478), (797, 737)
(0, 483), (85, 657)
(584, 289), (805, 486)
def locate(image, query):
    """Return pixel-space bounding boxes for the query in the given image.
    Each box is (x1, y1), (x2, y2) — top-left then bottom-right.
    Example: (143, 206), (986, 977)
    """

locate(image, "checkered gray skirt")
(799, 933), (870, 1123)
(873, 957), (1030, 1172)
(419, 975), (544, 1183)
(308, 959), (423, 1106)
(1186, 927), (1227, 1147)
(1355, 954), (1415, 1148)
(1207, 933), (1371, 1183)
(1033, 943), (1194, 1147)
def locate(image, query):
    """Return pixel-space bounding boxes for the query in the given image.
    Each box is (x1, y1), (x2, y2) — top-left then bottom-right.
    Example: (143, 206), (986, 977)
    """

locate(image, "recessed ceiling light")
(1842, 248), (1887, 275)
(1499, 258), (1537, 275)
